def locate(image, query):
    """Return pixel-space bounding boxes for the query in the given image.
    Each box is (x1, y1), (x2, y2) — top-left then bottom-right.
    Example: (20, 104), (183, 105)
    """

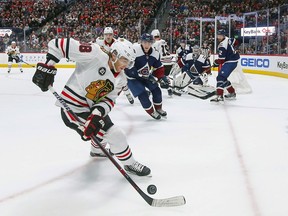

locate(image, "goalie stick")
(187, 85), (216, 99)
(48, 86), (186, 207)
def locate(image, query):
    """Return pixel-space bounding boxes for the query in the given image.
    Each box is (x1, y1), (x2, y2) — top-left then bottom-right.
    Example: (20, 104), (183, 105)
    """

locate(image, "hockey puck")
(147, 184), (157, 195)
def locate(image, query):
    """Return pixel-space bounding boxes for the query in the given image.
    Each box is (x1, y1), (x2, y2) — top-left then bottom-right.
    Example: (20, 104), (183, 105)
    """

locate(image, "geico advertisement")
(240, 55), (288, 74)
(0, 53), (73, 64)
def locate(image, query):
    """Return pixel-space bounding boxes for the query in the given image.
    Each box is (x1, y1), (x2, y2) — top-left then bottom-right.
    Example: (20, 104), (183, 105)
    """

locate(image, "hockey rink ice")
(0, 67), (288, 216)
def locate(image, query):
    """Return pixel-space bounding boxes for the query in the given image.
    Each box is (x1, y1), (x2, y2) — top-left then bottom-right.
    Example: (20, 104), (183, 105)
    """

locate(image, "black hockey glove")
(83, 112), (105, 138)
(14, 55), (20, 62)
(32, 63), (57, 92)
(159, 76), (170, 89)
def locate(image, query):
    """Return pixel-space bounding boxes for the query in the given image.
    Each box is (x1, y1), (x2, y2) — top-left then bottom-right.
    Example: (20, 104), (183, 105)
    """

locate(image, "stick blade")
(151, 196), (186, 207)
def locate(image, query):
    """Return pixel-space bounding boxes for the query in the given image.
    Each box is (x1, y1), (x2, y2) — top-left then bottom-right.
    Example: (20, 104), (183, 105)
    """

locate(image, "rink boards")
(0, 53), (287, 78)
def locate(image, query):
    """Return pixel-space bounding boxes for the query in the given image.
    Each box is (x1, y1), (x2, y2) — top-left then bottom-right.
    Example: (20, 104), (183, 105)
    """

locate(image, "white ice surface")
(0, 68), (288, 216)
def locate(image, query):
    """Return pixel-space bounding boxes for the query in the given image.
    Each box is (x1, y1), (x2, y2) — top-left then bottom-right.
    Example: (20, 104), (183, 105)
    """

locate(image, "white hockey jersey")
(6, 45), (20, 57)
(152, 39), (174, 65)
(95, 37), (116, 53)
(48, 38), (121, 116)
(152, 39), (169, 58)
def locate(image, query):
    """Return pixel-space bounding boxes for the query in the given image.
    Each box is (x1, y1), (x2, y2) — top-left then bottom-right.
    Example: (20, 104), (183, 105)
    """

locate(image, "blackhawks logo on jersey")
(85, 79), (114, 102)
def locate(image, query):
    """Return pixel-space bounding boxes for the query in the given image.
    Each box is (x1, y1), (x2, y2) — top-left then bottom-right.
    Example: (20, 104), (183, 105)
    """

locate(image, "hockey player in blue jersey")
(125, 33), (170, 120)
(210, 29), (239, 103)
(181, 45), (211, 85)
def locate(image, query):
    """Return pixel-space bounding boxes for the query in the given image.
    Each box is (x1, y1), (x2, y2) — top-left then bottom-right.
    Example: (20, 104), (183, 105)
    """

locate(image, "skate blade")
(125, 170), (152, 178)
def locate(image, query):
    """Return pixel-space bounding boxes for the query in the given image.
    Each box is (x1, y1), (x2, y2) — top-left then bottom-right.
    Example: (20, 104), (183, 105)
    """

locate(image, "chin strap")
(111, 56), (120, 72)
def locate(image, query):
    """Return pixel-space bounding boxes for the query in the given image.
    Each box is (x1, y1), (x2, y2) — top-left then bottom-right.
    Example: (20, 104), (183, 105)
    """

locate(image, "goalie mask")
(192, 45), (200, 60)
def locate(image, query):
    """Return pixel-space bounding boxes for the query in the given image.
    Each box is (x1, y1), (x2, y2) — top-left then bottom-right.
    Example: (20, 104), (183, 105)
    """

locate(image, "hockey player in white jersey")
(96, 27), (134, 104)
(151, 29), (174, 96)
(32, 38), (151, 177)
(95, 27), (116, 52)
(6, 41), (23, 73)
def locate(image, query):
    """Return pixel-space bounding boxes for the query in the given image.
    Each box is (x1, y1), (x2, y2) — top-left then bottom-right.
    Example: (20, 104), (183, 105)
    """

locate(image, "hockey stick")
(21, 60), (35, 68)
(187, 85), (216, 99)
(48, 86), (186, 207)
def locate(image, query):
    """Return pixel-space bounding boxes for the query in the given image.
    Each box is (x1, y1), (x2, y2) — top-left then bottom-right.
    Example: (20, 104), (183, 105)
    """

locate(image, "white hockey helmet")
(192, 45), (200, 59)
(151, 29), (160, 37)
(11, 41), (16, 44)
(104, 27), (113, 34)
(110, 39), (135, 64)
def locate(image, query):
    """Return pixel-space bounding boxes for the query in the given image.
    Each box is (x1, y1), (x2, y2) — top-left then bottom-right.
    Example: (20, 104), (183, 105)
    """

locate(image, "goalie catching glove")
(159, 76), (170, 89)
(32, 63), (57, 92)
(83, 110), (105, 138)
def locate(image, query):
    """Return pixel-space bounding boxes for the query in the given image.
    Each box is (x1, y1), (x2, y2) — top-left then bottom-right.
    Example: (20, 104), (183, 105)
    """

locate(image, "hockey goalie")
(169, 45), (216, 99)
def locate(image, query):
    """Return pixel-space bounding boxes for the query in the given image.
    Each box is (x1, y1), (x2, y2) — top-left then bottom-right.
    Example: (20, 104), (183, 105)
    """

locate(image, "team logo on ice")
(85, 79), (114, 102)
(98, 67), (106, 76)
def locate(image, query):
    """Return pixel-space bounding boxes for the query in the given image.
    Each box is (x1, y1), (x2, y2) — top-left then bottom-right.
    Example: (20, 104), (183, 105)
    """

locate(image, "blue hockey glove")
(159, 76), (170, 89)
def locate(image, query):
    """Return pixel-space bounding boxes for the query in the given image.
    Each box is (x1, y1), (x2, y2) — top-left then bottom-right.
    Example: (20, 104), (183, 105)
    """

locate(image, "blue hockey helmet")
(140, 33), (153, 43)
(217, 29), (226, 36)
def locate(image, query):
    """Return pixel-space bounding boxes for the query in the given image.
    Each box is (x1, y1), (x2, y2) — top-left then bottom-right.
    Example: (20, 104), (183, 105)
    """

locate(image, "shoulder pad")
(197, 54), (206, 63)
(185, 53), (193, 61)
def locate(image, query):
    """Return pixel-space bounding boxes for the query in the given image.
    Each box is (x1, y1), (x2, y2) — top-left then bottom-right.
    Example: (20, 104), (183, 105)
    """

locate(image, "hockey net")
(228, 63), (252, 94)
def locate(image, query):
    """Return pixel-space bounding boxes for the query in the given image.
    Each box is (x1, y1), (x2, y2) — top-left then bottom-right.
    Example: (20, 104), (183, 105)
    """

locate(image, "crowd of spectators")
(50, 0), (163, 43)
(0, 0), (287, 54)
(0, 0), (164, 52)
(161, 0), (288, 54)
(0, 0), (69, 52)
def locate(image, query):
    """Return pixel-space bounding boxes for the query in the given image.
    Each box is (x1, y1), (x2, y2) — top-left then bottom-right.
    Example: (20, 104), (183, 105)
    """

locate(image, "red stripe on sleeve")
(67, 112), (77, 121)
(60, 38), (66, 57)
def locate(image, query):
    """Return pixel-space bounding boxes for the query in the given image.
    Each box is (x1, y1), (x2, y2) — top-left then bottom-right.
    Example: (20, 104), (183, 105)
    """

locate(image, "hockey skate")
(210, 95), (224, 103)
(167, 88), (173, 97)
(124, 161), (151, 176)
(20, 69), (23, 73)
(126, 93), (134, 104)
(150, 111), (161, 120)
(224, 92), (236, 100)
(90, 151), (107, 157)
(156, 108), (167, 117)
(90, 144), (112, 158)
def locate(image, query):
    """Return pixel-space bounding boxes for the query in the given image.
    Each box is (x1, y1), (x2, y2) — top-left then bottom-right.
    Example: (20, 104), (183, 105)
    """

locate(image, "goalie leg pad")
(174, 72), (192, 89)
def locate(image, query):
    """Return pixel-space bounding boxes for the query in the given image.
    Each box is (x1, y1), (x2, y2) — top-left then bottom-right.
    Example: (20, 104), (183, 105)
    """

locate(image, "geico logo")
(241, 58), (269, 68)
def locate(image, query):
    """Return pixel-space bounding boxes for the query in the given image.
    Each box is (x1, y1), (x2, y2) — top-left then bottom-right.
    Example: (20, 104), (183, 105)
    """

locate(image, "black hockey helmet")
(217, 29), (226, 36)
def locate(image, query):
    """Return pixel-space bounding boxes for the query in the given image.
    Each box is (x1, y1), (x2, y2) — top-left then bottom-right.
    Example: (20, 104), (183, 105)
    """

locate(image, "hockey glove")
(32, 63), (57, 92)
(14, 55), (20, 62)
(212, 59), (224, 68)
(159, 76), (170, 89)
(200, 72), (208, 85)
(212, 60), (219, 68)
(83, 110), (105, 138)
